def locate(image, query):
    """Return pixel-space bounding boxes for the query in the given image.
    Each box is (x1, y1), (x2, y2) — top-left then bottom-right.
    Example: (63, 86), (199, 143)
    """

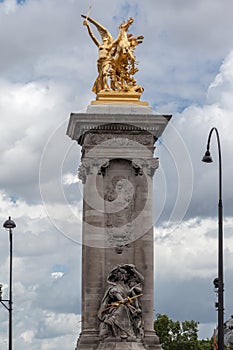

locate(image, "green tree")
(154, 314), (172, 347)
(154, 313), (213, 350)
(198, 339), (213, 350)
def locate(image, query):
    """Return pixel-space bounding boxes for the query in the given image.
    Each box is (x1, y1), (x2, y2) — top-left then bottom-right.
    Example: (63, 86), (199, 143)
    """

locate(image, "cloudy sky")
(1, 0), (233, 348)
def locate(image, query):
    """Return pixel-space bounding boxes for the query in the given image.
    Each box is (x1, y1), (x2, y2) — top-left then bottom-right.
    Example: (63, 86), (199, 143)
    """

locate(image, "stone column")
(67, 105), (171, 350)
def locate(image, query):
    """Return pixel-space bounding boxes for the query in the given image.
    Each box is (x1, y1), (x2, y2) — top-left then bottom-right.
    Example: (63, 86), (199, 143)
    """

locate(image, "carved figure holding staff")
(97, 264), (144, 340)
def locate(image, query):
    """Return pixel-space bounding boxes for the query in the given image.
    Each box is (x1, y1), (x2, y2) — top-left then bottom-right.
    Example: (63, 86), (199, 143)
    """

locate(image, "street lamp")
(0, 216), (16, 350)
(202, 127), (224, 350)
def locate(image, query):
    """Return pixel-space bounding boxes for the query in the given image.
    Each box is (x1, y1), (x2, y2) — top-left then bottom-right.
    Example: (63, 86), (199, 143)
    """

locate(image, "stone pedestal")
(67, 104), (171, 350)
(97, 338), (150, 350)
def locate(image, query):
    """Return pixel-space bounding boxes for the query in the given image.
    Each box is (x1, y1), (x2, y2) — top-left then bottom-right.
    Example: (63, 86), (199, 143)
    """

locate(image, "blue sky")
(1, 0), (233, 349)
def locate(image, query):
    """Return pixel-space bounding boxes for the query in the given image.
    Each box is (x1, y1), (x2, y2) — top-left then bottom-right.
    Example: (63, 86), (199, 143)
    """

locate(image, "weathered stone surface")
(66, 111), (171, 144)
(86, 104), (153, 115)
(97, 338), (147, 350)
(67, 104), (171, 350)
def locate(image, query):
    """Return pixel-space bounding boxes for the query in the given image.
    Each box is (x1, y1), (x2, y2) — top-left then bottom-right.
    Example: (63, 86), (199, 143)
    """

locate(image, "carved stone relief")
(78, 158), (110, 183)
(83, 132), (155, 149)
(78, 157), (158, 183)
(132, 158), (159, 177)
(98, 264), (144, 341)
(78, 157), (156, 248)
(104, 175), (134, 250)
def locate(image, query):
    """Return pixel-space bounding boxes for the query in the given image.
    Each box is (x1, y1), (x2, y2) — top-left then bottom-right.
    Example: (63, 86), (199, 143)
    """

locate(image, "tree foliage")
(154, 313), (213, 350)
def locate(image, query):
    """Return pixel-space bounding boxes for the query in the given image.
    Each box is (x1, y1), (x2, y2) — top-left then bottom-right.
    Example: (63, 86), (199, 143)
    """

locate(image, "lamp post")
(0, 216), (16, 350)
(202, 127), (224, 350)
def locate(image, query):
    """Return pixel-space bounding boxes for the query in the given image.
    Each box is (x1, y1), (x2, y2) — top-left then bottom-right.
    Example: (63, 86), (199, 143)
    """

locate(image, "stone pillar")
(67, 105), (171, 350)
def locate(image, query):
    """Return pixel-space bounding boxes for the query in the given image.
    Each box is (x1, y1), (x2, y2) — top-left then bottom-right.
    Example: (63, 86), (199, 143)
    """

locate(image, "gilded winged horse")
(81, 14), (144, 93)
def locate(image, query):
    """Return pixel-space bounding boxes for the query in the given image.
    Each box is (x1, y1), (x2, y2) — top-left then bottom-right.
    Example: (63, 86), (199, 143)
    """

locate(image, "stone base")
(75, 331), (99, 350)
(97, 338), (147, 350)
(91, 91), (149, 106)
(143, 331), (163, 350)
(75, 332), (163, 350)
(86, 103), (153, 115)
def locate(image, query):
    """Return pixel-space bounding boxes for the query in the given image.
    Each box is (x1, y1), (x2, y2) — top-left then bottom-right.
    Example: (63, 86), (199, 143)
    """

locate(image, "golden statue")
(82, 13), (147, 105)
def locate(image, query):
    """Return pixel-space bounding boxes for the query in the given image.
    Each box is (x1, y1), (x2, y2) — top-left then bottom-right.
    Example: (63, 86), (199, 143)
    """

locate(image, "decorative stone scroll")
(78, 157), (159, 183)
(78, 158), (110, 183)
(132, 158), (159, 177)
(107, 225), (132, 252)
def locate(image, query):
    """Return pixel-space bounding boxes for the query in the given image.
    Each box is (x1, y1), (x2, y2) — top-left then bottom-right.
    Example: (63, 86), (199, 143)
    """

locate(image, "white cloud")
(207, 51), (233, 107)
(51, 272), (64, 279)
(155, 217), (233, 281)
(62, 173), (80, 185)
(20, 330), (34, 344)
(35, 311), (78, 339)
(153, 50), (233, 330)
(1, 0), (17, 14)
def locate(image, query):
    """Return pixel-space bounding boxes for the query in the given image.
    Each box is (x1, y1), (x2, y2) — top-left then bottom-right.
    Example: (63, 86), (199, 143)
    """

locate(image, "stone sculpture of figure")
(81, 14), (144, 94)
(97, 264), (144, 341)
